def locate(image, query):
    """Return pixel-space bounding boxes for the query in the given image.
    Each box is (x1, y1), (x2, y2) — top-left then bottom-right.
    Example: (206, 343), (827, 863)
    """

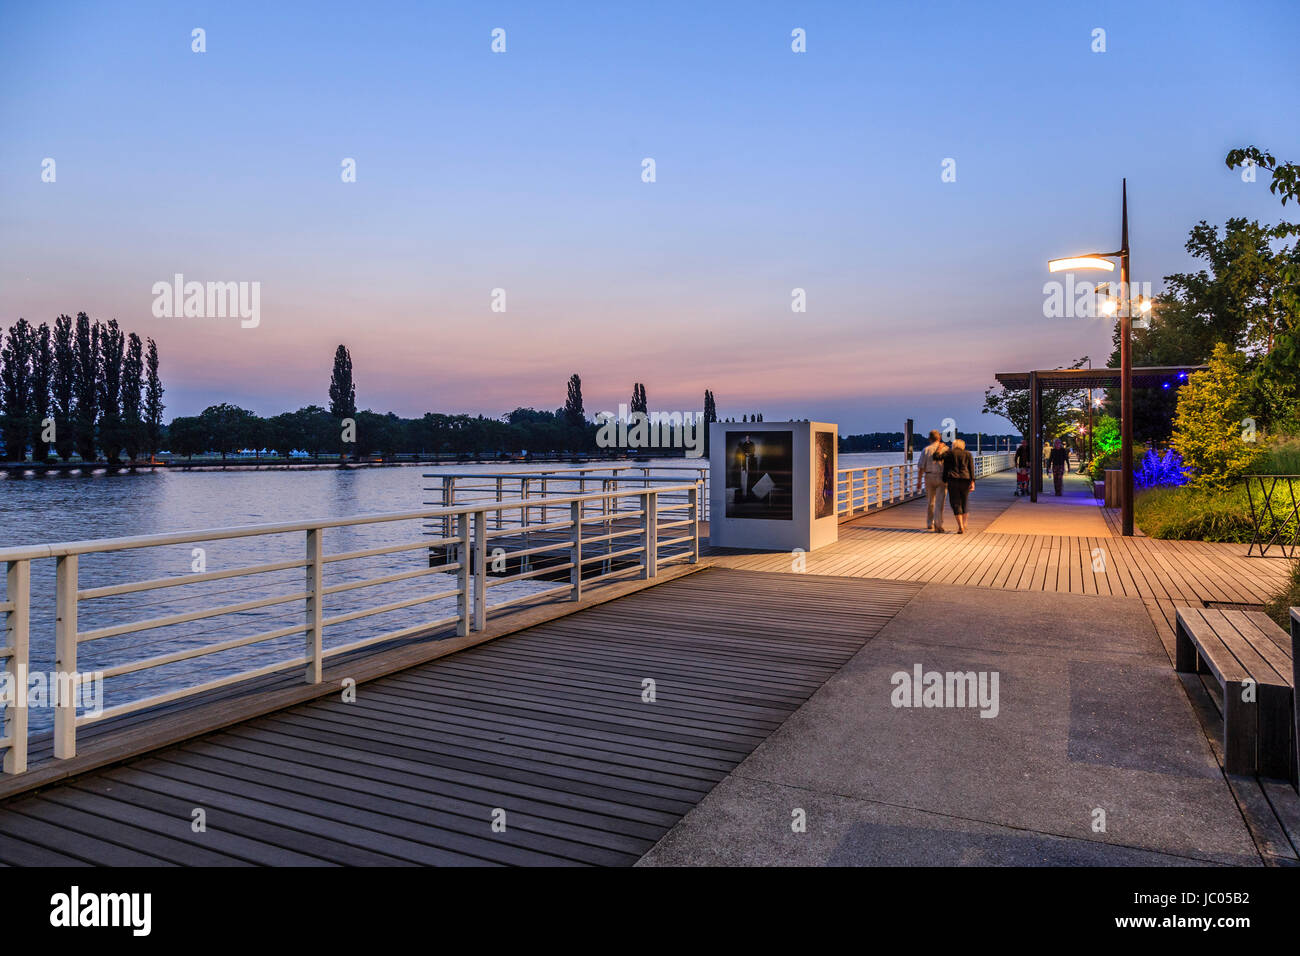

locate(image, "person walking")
(1049, 438), (1070, 496)
(935, 437), (976, 534)
(1014, 439), (1030, 496)
(917, 429), (948, 532)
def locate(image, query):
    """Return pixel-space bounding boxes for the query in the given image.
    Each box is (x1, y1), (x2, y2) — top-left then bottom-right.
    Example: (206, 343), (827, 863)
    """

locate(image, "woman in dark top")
(935, 438), (976, 534)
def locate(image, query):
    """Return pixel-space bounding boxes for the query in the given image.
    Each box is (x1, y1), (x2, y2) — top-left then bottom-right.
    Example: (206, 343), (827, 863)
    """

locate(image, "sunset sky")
(2, 0), (1297, 433)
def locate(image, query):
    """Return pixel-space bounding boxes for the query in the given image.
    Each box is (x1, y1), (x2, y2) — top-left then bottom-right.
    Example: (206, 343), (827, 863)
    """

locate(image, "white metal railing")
(837, 452), (1016, 521)
(427, 464), (711, 524)
(427, 455), (1016, 529)
(0, 483), (700, 775)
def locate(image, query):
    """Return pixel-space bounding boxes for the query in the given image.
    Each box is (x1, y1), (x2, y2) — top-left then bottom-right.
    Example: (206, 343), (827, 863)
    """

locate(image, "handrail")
(835, 452), (1015, 521)
(419, 455), (1017, 531)
(0, 485), (694, 563)
(428, 465), (708, 479)
(0, 482), (701, 775)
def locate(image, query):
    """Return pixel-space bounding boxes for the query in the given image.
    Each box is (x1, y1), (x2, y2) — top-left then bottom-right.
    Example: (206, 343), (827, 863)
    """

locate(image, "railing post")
(305, 527), (323, 684)
(690, 485), (700, 563)
(3, 559), (30, 774)
(473, 511), (487, 631)
(455, 513), (470, 636)
(54, 554), (77, 760)
(642, 491), (658, 579)
(570, 500), (583, 601)
(875, 468), (883, 511)
(441, 476), (453, 539)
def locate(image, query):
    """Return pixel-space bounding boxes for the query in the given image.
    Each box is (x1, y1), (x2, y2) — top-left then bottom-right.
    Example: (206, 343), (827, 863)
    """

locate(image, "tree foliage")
(981, 356), (1090, 442)
(1171, 344), (1259, 489)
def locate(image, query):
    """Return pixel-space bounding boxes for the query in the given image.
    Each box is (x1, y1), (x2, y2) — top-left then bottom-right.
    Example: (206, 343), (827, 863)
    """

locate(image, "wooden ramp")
(0, 569), (921, 866)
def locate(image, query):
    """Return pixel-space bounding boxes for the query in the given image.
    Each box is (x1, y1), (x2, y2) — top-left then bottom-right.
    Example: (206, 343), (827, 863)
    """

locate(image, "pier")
(0, 460), (1297, 865)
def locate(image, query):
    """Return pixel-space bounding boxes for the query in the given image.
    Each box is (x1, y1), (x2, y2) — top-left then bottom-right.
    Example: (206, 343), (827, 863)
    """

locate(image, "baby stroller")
(1015, 467), (1030, 496)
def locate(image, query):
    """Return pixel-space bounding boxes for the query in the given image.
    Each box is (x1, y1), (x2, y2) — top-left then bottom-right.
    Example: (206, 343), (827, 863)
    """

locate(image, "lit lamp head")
(1133, 295), (1153, 329)
(1047, 256), (1116, 273)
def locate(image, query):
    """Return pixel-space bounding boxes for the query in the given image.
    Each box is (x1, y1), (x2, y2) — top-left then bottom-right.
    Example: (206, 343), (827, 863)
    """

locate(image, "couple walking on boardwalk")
(917, 429), (976, 534)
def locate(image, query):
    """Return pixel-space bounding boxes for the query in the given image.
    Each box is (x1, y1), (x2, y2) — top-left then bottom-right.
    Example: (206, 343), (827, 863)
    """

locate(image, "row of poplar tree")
(0, 314), (164, 463)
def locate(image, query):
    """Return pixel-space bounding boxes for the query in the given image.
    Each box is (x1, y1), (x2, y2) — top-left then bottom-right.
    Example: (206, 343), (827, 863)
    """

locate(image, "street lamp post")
(1047, 179), (1136, 536)
(1118, 181), (1134, 536)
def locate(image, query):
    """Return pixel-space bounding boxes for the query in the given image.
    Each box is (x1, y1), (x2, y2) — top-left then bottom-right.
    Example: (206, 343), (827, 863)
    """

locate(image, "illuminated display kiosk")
(708, 421), (838, 552)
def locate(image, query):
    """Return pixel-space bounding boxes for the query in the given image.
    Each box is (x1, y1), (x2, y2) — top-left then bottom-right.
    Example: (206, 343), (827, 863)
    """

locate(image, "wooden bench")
(1175, 607), (1295, 782)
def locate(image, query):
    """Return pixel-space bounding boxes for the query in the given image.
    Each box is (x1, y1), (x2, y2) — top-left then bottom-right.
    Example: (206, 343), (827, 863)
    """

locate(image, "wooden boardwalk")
(706, 471), (1291, 663)
(0, 569), (920, 865)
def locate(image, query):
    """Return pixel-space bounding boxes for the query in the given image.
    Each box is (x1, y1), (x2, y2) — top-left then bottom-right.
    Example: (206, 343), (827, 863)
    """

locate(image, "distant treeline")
(840, 431), (1021, 452)
(166, 366), (726, 459)
(167, 404), (608, 459)
(1, 314), (164, 462)
(9, 327), (997, 463)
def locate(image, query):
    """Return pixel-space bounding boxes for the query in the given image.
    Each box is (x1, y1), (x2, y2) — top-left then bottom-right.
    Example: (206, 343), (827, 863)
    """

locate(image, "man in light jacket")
(917, 429), (948, 532)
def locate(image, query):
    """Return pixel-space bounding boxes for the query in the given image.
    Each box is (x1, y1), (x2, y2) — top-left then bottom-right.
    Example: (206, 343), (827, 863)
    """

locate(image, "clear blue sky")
(1, 0), (1297, 433)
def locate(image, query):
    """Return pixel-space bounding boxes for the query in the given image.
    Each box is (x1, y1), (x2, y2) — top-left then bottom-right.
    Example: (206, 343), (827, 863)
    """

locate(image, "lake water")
(0, 452), (908, 734)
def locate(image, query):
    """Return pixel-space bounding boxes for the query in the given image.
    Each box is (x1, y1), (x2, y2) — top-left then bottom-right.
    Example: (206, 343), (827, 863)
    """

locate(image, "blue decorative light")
(1134, 448), (1188, 488)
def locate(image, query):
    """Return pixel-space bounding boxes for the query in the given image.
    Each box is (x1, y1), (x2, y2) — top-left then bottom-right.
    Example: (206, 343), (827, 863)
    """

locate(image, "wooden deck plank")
(0, 568), (922, 866)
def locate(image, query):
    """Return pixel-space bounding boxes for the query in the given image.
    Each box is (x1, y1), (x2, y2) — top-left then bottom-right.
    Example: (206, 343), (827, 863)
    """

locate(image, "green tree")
(0, 319), (34, 461)
(266, 411), (305, 459)
(51, 314), (76, 460)
(166, 416), (207, 460)
(120, 333), (144, 460)
(294, 405), (335, 458)
(1104, 217), (1300, 438)
(630, 383), (646, 415)
(97, 319), (125, 462)
(198, 403), (256, 459)
(703, 389), (716, 454)
(144, 337), (165, 457)
(1226, 146), (1300, 214)
(328, 344), (356, 459)
(73, 313), (100, 461)
(1171, 344), (1259, 489)
(564, 373), (584, 427)
(982, 356), (1089, 442)
(1092, 415), (1120, 457)
(1224, 147), (1300, 433)
(29, 322), (54, 460)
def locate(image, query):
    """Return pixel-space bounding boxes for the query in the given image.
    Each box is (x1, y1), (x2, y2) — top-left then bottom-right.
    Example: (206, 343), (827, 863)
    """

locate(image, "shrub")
(1088, 451), (1122, 482)
(1134, 448), (1189, 488)
(1093, 414), (1120, 458)
(1171, 344), (1260, 488)
(1249, 436), (1300, 475)
(1133, 485), (1257, 542)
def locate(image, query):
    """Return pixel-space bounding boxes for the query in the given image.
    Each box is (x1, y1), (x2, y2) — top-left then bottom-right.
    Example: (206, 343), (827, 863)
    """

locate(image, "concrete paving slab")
(641, 581), (1262, 866)
(639, 775), (1222, 866)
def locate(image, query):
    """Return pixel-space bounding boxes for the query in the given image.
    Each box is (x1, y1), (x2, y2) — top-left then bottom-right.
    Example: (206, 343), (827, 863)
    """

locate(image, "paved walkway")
(640, 580), (1263, 866)
(645, 469), (1300, 866)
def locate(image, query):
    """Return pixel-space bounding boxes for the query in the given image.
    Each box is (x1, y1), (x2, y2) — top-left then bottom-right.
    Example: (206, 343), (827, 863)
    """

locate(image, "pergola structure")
(992, 365), (1207, 511)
